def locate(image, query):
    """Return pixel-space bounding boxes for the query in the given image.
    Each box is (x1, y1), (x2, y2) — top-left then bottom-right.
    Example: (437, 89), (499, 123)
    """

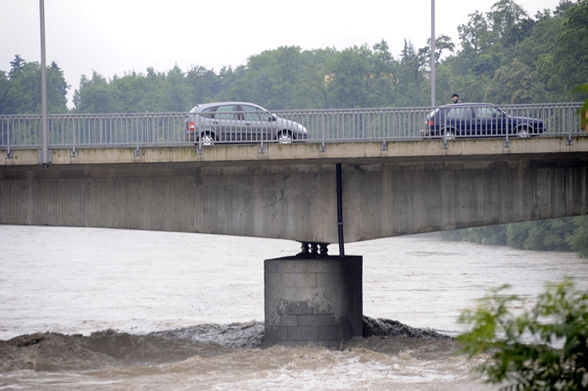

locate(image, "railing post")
(336, 163), (345, 257)
(6, 119), (12, 159)
(71, 118), (78, 158)
(504, 108), (510, 148)
(259, 139), (265, 154)
(566, 104), (573, 145)
(320, 113), (326, 152)
(134, 116), (140, 156)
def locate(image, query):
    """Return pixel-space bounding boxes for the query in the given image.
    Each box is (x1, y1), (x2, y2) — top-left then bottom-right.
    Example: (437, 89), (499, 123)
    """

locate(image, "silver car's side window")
(241, 105), (261, 121)
(215, 105), (238, 120)
(201, 107), (216, 119)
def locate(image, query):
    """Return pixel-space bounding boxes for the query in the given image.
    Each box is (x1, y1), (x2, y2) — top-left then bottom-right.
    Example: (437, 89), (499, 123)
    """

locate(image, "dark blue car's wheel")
(516, 125), (532, 138)
(443, 127), (456, 140)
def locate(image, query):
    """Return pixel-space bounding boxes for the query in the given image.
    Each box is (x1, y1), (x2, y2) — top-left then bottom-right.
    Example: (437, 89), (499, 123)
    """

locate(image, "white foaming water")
(1, 225), (586, 390)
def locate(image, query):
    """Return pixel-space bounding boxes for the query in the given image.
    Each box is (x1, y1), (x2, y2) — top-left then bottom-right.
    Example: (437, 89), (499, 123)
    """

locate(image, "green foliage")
(485, 59), (545, 103)
(575, 83), (588, 112)
(441, 224), (507, 245)
(0, 55), (68, 114)
(458, 280), (588, 390)
(441, 216), (588, 258)
(570, 216), (588, 258)
(72, 65), (217, 113)
(507, 219), (575, 252)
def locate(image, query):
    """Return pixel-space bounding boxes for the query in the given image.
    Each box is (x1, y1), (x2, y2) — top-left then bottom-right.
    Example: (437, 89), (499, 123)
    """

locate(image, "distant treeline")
(441, 217), (588, 258)
(0, 0), (586, 114)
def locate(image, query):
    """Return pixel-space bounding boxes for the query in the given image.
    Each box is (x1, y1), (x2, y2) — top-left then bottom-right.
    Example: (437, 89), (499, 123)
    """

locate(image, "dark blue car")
(422, 103), (544, 138)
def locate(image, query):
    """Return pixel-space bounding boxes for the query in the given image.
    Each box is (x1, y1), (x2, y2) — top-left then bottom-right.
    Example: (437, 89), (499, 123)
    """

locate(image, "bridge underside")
(1, 140), (587, 243)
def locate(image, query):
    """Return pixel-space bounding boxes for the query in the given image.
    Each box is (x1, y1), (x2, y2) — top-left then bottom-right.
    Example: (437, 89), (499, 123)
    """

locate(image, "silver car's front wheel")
(277, 131), (293, 144)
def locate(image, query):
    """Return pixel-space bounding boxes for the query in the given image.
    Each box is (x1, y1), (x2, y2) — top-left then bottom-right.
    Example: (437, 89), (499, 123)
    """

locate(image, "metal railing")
(0, 103), (585, 154)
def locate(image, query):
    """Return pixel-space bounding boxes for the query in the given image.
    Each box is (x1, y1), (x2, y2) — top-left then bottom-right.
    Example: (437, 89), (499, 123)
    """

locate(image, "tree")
(417, 35), (456, 73)
(570, 216), (588, 258)
(441, 216), (588, 258)
(47, 61), (68, 112)
(533, 0), (588, 101)
(488, 0), (529, 43)
(1, 55), (68, 114)
(8, 54), (25, 78)
(458, 11), (491, 54)
(458, 280), (588, 390)
(185, 65), (220, 106)
(73, 71), (119, 113)
(0, 71), (10, 114)
(485, 58), (545, 103)
(325, 45), (376, 108)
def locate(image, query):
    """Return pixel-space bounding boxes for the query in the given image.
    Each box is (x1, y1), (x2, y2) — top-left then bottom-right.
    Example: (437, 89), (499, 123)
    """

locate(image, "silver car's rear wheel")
(199, 132), (215, 146)
(277, 131), (293, 144)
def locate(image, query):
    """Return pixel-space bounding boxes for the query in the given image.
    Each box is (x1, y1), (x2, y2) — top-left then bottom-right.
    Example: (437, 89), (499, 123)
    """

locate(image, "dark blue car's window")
(491, 107), (503, 117)
(475, 107), (494, 119)
(447, 107), (472, 120)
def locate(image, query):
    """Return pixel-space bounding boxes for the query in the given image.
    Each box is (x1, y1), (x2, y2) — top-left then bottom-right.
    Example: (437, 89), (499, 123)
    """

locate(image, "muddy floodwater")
(1, 225), (587, 390)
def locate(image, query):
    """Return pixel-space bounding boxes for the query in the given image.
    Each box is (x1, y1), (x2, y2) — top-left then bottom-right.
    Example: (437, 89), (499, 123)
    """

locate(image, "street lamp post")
(39, 0), (49, 168)
(431, 0), (436, 108)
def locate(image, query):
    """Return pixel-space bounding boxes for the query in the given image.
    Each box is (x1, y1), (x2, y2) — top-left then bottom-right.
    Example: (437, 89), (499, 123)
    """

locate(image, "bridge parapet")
(1, 137), (587, 167)
(0, 103), (585, 161)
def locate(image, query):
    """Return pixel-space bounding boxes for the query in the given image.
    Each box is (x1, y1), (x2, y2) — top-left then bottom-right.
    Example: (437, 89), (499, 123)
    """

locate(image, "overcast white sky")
(1, 0), (563, 107)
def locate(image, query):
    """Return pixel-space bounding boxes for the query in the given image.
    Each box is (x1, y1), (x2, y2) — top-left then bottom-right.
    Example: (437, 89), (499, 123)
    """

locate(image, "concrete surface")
(264, 255), (363, 347)
(0, 138), (587, 243)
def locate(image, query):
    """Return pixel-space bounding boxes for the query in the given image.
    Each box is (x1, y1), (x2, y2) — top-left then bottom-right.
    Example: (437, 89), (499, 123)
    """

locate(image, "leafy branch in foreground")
(458, 280), (588, 390)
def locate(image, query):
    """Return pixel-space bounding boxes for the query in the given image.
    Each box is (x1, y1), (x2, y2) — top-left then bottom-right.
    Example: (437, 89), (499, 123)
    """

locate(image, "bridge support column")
(264, 255), (362, 347)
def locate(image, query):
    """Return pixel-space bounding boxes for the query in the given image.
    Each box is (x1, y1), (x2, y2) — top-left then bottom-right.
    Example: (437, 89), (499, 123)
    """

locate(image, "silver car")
(184, 102), (307, 145)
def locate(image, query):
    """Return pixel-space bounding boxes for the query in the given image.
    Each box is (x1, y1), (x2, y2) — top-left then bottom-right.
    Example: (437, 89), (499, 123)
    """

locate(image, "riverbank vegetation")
(458, 279), (588, 390)
(0, 0), (586, 114)
(441, 217), (588, 258)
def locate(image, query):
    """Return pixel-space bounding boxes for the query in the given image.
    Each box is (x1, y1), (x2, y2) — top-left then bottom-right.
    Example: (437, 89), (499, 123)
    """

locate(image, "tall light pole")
(39, 0), (49, 168)
(430, 0), (436, 108)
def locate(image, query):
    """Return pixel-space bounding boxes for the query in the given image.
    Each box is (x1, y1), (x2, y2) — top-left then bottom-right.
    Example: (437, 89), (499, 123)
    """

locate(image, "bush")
(458, 280), (588, 390)
(441, 216), (588, 258)
(570, 217), (588, 258)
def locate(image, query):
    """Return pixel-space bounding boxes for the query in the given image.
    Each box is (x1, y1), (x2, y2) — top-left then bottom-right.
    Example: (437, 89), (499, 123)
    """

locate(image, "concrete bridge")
(1, 138), (587, 243)
(1, 104), (587, 346)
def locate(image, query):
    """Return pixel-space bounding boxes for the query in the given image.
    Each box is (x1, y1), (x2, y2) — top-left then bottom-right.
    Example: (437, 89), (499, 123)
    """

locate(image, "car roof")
(190, 102), (266, 111)
(439, 103), (497, 108)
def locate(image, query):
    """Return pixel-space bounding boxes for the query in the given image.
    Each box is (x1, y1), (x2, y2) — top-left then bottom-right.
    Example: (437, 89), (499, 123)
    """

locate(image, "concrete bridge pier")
(264, 254), (363, 347)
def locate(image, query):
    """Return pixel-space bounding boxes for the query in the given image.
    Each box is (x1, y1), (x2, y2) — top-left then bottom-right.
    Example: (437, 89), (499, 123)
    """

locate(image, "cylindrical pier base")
(264, 255), (362, 347)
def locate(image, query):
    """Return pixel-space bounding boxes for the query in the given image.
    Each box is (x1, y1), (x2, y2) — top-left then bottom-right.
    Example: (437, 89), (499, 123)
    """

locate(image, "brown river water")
(1, 225), (587, 390)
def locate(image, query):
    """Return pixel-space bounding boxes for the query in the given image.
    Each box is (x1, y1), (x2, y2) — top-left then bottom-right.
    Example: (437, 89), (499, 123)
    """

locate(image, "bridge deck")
(2, 137), (587, 167)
